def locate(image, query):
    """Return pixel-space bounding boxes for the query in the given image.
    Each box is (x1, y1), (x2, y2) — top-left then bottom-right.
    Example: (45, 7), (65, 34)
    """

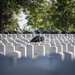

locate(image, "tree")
(25, 0), (48, 29)
(0, 0), (21, 33)
(49, 0), (75, 31)
(1, 0), (75, 32)
(0, 0), (47, 33)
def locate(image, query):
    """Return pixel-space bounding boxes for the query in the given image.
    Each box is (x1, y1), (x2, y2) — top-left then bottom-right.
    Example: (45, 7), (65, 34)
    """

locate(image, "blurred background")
(0, 0), (75, 34)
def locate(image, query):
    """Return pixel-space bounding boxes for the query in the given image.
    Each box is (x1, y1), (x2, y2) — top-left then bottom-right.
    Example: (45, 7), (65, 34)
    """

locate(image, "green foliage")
(26, 0), (52, 30)
(0, 0), (47, 32)
(0, 0), (75, 32)
(0, 0), (21, 32)
(49, 0), (75, 31)
(25, 0), (75, 31)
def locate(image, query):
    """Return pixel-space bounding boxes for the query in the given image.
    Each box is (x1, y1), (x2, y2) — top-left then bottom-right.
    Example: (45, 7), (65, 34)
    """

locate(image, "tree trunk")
(0, 8), (3, 33)
(0, 1), (4, 33)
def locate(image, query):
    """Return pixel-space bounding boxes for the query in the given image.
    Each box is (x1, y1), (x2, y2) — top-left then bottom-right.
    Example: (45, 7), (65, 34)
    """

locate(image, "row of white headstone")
(0, 34), (75, 61)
